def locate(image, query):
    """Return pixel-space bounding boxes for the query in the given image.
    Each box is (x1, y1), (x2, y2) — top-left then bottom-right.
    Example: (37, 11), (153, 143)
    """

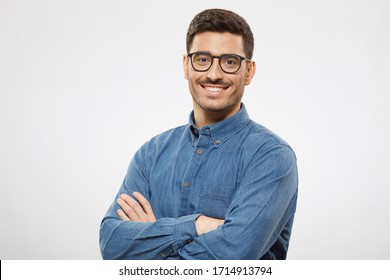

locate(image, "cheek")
(187, 72), (202, 85)
(238, 73), (249, 86)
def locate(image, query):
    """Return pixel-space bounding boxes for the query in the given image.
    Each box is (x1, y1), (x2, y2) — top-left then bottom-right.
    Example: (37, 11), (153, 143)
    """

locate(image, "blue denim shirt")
(99, 104), (298, 260)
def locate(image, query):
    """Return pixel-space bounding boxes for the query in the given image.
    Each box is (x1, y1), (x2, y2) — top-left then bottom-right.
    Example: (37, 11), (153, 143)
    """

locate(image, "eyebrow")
(190, 51), (247, 57)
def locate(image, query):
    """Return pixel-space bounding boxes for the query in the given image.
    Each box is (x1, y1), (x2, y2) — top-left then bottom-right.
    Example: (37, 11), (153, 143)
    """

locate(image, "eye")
(221, 55), (239, 66)
(226, 59), (236, 65)
(193, 53), (211, 65)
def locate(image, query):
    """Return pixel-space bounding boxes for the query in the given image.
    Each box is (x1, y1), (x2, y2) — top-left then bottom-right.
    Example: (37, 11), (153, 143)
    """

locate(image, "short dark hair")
(186, 9), (254, 59)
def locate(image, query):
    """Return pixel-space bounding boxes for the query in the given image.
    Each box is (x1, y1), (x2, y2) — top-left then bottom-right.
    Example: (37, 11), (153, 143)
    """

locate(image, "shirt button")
(183, 182), (190, 187)
(160, 252), (166, 258)
(215, 139), (221, 145)
(197, 149), (203, 154)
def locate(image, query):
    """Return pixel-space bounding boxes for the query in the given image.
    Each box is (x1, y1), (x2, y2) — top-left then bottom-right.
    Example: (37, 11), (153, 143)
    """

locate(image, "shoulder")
(241, 121), (298, 186)
(147, 124), (187, 144)
(241, 120), (297, 168)
(137, 124), (188, 155)
(247, 120), (294, 150)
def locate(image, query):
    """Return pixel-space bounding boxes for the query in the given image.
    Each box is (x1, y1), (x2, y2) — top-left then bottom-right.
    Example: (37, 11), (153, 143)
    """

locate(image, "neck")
(193, 103), (241, 128)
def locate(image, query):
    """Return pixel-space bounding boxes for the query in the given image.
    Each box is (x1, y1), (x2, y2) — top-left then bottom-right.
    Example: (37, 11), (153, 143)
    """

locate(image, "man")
(99, 8), (298, 260)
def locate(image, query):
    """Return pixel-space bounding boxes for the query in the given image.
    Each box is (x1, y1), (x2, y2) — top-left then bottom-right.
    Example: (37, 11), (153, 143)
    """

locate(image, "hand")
(116, 192), (157, 223)
(195, 215), (224, 235)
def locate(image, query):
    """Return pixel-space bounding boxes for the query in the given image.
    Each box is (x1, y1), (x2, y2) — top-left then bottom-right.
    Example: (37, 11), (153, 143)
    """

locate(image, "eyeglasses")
(187, 52), (251, 74)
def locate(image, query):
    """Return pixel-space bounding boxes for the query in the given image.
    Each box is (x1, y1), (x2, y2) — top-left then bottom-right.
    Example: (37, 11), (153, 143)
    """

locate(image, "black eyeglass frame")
(187, 51), (251, 74)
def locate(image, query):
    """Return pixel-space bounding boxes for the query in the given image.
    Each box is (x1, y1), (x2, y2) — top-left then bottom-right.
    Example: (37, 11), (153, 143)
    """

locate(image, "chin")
(196, 99), (240, 113)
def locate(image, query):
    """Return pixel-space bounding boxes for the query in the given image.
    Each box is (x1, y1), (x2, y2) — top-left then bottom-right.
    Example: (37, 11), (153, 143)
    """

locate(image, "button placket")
(179, 130), (210, 216)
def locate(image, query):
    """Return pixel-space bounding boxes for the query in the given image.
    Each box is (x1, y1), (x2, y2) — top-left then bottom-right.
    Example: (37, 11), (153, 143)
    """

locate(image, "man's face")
(183, 32), (256, 120)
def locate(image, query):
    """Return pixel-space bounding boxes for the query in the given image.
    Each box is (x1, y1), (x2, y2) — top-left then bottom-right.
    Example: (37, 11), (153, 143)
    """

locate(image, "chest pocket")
(199, 185), (236, 219)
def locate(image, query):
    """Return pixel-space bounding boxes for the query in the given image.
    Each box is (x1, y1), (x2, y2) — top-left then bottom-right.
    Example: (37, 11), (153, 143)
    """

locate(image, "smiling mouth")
(201, 85), (229, 93)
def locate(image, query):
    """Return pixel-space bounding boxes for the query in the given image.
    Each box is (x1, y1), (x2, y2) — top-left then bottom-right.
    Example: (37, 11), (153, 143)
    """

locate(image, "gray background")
(1, 0), (389, 259)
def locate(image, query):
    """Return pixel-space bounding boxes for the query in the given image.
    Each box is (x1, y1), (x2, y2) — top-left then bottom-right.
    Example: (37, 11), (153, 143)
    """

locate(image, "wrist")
(195, 215), (224, 235)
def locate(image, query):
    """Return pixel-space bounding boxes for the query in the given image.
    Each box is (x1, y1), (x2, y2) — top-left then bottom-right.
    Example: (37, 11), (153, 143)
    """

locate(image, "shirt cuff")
(174, 214), (201, 244)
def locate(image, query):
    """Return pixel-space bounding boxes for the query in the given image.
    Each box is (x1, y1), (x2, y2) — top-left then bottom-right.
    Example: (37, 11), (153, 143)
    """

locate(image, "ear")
(183, 54), (189, 80)
(245, 61), (256, 85)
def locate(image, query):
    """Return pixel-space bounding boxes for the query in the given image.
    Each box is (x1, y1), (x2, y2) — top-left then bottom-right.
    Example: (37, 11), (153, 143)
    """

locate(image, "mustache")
(198, 79), (231, 87)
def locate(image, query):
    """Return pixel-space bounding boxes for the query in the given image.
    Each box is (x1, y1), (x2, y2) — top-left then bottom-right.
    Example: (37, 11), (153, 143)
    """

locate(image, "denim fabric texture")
(99, 104), (298, 259)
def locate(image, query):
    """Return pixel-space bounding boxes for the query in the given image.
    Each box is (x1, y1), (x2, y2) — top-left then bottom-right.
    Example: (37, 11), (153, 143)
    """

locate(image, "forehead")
(190, 32), (245, 55)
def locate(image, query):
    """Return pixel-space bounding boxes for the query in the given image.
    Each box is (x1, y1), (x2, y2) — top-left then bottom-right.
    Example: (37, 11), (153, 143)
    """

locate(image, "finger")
(117, 196), (139, 221)
(133, 192), (156, 222)
(120, 194), (146, 219)
(133, 192), (154, 215)
(117, 209), (130, 221)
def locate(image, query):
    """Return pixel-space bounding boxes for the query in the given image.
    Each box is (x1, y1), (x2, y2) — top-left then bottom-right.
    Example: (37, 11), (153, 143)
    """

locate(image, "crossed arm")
(99, 144), (298, 259)
(116, 192), (224, 235)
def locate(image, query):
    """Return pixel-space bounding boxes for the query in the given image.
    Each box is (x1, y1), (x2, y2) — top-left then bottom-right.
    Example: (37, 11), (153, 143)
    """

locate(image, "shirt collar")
(188, 103), (251, 147)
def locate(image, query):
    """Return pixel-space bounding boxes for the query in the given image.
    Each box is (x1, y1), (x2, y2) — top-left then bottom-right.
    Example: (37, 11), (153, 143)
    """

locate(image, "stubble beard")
(191, 93), (240, 113)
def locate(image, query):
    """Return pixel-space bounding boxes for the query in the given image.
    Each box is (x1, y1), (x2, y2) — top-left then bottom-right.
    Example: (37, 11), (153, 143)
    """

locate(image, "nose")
(206, 58), (224, 82)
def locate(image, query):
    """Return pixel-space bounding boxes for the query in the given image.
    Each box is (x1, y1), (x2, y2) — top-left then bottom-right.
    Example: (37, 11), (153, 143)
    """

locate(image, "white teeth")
(205, 87), (223, 92)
